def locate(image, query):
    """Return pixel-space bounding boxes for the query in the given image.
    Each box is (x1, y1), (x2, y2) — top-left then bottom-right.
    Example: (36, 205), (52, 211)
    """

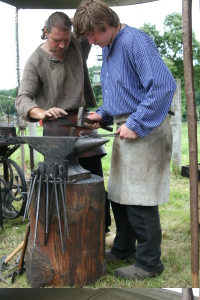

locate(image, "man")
(16, 11), (115, 245)
(73, 0), (177, 280)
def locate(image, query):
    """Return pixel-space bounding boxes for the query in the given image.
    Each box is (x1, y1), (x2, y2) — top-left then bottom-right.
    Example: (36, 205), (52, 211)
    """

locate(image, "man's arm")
(16, 54), (68, 121)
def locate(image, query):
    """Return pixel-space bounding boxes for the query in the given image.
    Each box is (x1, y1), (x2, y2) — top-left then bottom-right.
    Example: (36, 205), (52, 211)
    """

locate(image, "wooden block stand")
(26, 175), (106, 287)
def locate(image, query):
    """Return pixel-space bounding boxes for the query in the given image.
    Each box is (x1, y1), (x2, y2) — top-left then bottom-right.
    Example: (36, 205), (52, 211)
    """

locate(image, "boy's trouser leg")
(111, 201), (164, 273)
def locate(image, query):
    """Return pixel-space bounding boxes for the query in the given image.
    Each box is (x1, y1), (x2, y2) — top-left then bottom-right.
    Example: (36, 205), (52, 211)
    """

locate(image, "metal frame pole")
(15, 8), (25, 175)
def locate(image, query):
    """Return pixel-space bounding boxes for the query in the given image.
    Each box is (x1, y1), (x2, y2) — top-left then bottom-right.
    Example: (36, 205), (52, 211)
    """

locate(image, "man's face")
(47, 26), (71, 57)
(86, 25), (116, 48)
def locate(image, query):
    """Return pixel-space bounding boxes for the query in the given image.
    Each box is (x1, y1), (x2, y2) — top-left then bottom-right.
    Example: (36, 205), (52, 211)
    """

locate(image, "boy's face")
(85, 25), (116, 48)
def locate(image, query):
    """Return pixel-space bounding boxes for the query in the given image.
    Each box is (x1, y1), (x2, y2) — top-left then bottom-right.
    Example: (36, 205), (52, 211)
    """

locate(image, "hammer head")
(77, 107), (85, 127)
(0, 255), (7, 272)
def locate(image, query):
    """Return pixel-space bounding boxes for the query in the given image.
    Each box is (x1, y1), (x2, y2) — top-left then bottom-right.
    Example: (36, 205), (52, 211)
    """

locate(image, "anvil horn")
(74, 137), (109, 157)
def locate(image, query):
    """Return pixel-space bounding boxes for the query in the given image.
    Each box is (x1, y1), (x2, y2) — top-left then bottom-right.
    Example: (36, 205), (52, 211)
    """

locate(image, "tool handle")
(84, 117), (113, 132)
(5, 241), (24, 264)
(18, 223), (30, 274)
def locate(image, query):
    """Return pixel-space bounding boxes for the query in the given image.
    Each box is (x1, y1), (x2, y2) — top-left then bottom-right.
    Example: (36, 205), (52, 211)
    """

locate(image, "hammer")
(0, 241), (24, 272)
(77, 107), (113, 132)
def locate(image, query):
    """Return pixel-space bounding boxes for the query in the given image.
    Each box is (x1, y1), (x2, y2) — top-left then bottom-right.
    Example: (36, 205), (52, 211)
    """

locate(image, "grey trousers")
(111, 201), (164, 273)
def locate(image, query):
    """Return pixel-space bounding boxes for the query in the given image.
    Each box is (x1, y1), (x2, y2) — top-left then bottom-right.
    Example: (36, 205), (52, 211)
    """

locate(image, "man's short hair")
(46, 11), (72, 34)
(73, 0), (119, 40)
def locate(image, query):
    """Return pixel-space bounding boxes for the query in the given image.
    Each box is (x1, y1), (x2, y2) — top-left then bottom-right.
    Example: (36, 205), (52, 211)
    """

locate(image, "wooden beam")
(182, 0), (199, 287)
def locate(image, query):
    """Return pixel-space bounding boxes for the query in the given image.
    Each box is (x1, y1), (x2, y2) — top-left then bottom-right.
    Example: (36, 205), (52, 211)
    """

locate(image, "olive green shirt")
(16, 36), (97, 121)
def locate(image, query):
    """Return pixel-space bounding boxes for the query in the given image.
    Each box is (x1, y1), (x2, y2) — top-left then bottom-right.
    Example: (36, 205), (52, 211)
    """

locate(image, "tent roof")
(0, 0), (158, 9)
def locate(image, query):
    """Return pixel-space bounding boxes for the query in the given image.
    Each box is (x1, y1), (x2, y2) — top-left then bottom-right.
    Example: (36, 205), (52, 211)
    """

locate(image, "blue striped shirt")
(96, 25), (177, 137)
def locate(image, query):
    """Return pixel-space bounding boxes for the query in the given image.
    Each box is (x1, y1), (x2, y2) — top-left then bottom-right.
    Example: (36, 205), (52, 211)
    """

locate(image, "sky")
(0, 0), (199, 90)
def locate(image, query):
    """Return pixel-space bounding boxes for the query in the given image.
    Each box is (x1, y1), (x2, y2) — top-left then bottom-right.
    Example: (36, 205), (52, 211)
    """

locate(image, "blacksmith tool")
(33, 169), (43, 253)
(0, 241), (24, 271)
(79, 131), (119, 138)
(63, 160), (69, 240)
(44, 164), (49, 246)
(77, 107), (113, 132)
(23, 169), (38, 220)
(53, 162), (64, 255)
(59, 163), (69, 252)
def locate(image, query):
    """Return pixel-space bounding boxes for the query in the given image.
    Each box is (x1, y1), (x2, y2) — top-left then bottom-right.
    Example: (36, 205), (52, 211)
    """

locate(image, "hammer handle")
(5, 241), (24, 264)
(18, 222), (30, 274)
(84, 117), (113, 132)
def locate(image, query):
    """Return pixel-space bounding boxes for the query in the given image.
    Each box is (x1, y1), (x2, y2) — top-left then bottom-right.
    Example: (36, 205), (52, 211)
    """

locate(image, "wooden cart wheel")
(0, 158), (27, 219)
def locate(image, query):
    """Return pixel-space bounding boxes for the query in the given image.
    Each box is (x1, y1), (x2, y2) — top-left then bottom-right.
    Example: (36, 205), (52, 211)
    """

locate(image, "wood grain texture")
(26, 175), (106, 287)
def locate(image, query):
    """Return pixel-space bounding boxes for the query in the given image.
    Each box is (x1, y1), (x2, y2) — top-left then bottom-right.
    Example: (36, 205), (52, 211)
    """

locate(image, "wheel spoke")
(0, 158), (27, 219)
(12, 205), (19, 213)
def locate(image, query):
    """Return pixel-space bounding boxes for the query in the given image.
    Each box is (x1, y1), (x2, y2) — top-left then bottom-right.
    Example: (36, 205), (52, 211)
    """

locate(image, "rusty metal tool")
(79, 131), (119, 138)
(94, 133), (119, 138)
(23, 175), (33, 219)
(59, 164), (69, 252)
(63, 160), (69, 240)
(77, 107), (113, 132)
(45, 172), (49, 246)
(53, 163), (64, 255)
(33, 173), (42, 253)
(23, 170), (37, 220)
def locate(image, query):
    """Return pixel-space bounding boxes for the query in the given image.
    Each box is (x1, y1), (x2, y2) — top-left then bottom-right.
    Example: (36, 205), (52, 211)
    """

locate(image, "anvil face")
(22, 136), (76, 165)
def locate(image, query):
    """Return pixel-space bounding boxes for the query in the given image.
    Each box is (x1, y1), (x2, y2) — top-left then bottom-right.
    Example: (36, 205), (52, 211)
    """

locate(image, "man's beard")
(54, 48), (66, 57)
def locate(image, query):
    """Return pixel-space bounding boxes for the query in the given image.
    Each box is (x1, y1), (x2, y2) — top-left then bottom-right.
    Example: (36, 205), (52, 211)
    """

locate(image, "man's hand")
(28, 107), (68, 121)
(115, 123), (138, 140)
(84, 113), (103, 128)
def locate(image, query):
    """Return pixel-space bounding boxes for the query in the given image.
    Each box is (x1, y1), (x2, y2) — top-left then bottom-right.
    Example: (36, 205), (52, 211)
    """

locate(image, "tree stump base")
(26, 175), (106, 287)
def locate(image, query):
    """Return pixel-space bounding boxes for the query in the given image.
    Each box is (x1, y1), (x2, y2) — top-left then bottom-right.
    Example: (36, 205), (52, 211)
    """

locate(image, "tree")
(140, 12), (200, 121)
(0, 87), (18, 116)
(139, 22), (166, 56)
(88, 66), (103, 108)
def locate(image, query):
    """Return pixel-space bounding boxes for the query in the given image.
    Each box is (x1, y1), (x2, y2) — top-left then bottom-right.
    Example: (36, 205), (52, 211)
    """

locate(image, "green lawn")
(0, 122), (199, 288)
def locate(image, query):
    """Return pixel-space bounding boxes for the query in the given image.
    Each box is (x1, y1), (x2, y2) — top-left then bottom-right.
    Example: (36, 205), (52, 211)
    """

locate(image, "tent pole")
(15, 8), (25, 175)
(182, 0), (199, 287)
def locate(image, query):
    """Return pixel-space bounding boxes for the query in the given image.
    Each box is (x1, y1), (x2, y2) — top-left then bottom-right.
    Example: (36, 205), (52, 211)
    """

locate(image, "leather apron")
(107, 115), (172, 206)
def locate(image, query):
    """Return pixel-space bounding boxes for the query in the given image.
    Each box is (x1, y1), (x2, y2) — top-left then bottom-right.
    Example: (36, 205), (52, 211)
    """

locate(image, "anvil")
(21, 136), (109, 181)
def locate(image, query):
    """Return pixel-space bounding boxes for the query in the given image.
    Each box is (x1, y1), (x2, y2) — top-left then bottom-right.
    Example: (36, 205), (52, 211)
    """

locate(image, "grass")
(0, 122), (199, 288)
